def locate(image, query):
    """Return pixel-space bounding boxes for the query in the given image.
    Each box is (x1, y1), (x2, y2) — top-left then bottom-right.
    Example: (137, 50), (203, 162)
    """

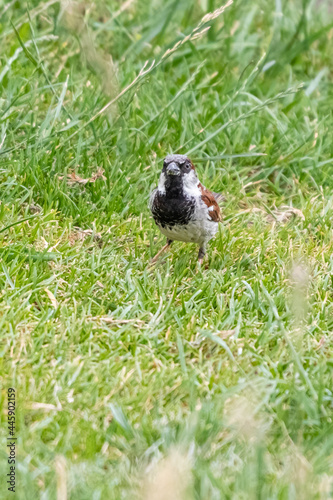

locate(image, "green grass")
(1, 0), (333, 498)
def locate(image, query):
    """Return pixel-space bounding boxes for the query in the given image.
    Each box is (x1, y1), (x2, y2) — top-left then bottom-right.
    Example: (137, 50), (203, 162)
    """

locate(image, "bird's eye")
(184, 162), (191, 170)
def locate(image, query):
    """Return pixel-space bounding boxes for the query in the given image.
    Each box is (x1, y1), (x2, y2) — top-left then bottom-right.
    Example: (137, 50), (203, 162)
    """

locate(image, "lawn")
(1, 0), (333, 498)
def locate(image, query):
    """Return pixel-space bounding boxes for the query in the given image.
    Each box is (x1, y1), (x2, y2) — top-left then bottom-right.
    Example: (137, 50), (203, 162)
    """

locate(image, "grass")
(1, 0), (333, 498)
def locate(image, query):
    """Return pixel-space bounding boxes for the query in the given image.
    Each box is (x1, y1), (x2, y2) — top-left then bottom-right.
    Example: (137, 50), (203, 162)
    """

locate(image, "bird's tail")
(213, 192), (225, 203)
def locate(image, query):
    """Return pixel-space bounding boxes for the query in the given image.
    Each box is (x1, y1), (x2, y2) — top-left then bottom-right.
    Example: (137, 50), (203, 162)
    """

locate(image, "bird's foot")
(150, 240), (172, 265)
(197, 246), (206, 264)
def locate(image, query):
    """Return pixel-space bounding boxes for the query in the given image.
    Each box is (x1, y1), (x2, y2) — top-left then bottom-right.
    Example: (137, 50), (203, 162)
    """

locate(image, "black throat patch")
(151, 189), (196, 228)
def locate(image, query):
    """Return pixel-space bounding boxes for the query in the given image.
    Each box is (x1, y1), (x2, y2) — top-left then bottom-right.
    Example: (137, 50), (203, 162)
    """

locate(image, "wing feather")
(199, 183), (222, 222)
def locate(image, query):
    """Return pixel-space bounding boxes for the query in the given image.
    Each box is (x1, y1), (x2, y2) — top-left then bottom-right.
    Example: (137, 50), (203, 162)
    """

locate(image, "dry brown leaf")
(89, 167), (107, 182)
(73, 227), (102, 240)
(59, 168), (106, 186)
(66, 171), (89, 185)
(69, 227), (102, 246)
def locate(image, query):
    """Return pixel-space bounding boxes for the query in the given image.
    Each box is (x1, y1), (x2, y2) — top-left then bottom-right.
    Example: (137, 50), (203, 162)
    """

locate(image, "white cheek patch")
(183, 170), (200, 198)
(208, 206), (214, 211)
(157, 172), (166, 194)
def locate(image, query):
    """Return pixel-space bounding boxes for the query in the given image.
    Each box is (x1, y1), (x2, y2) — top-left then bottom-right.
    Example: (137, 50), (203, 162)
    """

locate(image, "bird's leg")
(150, 239), (172, 263)
(197, 245), (206, 265)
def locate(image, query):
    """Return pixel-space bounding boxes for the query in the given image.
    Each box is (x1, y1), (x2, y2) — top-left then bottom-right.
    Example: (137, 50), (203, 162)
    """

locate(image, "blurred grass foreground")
(1, 0), (333, 498)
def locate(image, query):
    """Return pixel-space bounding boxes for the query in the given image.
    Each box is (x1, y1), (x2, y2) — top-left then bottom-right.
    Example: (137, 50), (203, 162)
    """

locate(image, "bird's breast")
(151, 192), (196, 228)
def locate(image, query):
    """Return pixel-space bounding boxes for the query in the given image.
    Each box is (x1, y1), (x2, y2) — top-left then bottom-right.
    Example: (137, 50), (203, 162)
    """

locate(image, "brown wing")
(199, 183), (222, 222)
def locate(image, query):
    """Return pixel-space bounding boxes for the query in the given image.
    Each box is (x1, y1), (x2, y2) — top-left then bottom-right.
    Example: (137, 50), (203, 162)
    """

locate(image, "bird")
(149, 154), (222, 265)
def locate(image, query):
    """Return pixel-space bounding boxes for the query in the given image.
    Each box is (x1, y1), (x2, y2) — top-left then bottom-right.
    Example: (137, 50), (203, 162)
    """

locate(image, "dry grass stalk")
(55, 455), (67, 500)
(224, 395), (271, 443)
(64, 0), (233, 143)
(241, 206), (305, 225)
(88, 316), (145, 327)
(143, 448), (193, 500)
(28, 402), (62, 411)
(45, 288), (58, 309)
(61, 1), (119, 113)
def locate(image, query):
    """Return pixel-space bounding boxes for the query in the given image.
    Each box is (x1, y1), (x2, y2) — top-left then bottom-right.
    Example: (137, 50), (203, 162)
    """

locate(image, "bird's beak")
(166, 162), (180, 176)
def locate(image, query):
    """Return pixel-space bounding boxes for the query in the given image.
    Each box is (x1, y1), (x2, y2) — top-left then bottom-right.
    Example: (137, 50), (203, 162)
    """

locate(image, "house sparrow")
(149, 154), (222, 265)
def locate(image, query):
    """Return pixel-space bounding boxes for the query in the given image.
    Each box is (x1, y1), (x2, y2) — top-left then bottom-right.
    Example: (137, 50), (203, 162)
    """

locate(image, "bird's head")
(158, 154), (198, 194)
